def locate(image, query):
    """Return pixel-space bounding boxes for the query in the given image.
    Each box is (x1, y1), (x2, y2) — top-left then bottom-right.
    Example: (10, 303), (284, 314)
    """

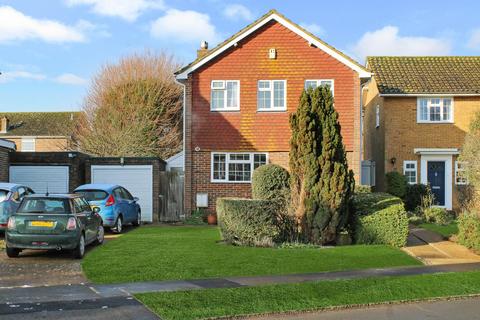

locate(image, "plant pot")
(207, 214), (217, 225)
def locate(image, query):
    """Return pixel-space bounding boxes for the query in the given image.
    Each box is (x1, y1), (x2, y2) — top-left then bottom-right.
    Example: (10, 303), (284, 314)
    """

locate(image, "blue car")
(73, 184), (141, 233)
(0, 183), (35, 231)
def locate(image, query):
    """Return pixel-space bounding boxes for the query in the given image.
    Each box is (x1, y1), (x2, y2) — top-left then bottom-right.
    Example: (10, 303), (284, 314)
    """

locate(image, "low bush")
(252, 164), (290, 202)
(457, 212), (480, 252)
(352, 192), (409, 247)
(217, 198), (282, 247)
(385, 171), (407, 198)
(355, 185), (372, 194)
(404, 184), (430, 212)
(424, 207), (453, 226)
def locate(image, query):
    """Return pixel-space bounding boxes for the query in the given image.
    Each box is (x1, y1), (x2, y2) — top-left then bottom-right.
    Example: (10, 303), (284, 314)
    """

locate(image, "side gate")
(159, 171), (184, 222)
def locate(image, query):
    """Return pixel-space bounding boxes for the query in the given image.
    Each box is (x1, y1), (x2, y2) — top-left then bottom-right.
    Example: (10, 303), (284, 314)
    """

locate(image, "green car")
(5, 194), (104, 259)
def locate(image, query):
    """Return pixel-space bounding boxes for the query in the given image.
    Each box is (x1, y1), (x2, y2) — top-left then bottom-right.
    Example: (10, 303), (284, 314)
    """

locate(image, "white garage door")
(10, 166), (69, 194)
(91, 165), (153, 222)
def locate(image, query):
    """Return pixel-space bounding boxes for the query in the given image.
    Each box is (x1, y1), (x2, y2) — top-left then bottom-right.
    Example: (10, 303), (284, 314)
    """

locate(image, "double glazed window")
(211, 80), (240, 111)
(212, 152), (267, 182)
(304, 79), (334, 95)
(257, 80), (286, 111)
(455, 161), (468, 185)
(417, 98), (453, 123)
(403, 161), (417, 184)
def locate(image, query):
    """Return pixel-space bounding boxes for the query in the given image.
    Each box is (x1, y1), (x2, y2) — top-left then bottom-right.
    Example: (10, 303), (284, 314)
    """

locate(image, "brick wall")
(184, 20), (363, 214)
(0, 147), (10, 182)
(5, 137), (71, 152)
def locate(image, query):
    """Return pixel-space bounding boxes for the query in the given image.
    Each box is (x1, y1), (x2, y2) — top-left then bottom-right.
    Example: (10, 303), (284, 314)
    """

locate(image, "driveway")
(0, 226), (135, 288)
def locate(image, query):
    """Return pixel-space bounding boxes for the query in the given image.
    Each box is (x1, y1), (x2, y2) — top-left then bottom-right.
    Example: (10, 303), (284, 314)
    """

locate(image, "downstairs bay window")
(211, 152), (268, 183)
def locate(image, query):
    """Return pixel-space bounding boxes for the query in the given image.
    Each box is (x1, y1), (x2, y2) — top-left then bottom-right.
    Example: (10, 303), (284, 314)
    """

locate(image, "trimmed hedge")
(458, 212), (480, 252)
(252, 164), (290, 201)
(424, 207), (453, 226)
(217, 198), (281, 247)
(355, 185), (372, 194)
(352, 192), (409, 247)
(385, 171), (407, 198)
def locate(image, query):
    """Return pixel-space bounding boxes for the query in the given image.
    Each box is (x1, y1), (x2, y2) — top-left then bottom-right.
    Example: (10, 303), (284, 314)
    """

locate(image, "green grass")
(420, 222), (458, 238)
(137, 271), (480, 320)
(82, 226), (420, 284)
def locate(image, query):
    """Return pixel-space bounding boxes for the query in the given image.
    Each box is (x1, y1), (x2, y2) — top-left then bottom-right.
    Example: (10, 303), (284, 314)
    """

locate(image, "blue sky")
(1, 0), (479, 112)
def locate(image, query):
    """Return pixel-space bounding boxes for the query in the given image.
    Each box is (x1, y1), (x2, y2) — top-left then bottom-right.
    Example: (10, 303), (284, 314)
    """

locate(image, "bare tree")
(75, 51), (183, 159)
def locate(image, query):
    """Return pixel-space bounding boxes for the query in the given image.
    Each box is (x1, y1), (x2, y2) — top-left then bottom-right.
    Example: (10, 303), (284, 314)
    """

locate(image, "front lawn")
(137, 271), (480, 320)
(83, 226), (420, 284)
(420, 222), (458, 238)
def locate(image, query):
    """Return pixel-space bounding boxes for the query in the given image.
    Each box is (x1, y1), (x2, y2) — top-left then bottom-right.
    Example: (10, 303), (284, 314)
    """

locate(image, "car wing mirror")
(92, 207), (101, 214)
(133, 197), (139, 203)
(11, 192), (20, 202)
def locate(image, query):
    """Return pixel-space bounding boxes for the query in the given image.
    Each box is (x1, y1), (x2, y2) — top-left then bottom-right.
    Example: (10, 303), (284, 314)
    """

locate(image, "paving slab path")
(403, 227), (480, 265)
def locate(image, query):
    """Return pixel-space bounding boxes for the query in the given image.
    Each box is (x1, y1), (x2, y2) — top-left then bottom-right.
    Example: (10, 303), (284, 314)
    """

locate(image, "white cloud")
(467, 29), (480, 49)
(151, 9), (218, 44)
(351, 26), (451, 60)
(54, 73), (88, 85)
(0, 71), (46, 83)
(65, 0), (165, 22)
(223, 4), (253, 21)
(76, 19), (111, 38)
(0, 6), (86, 43)
(300, 23), (325, 37)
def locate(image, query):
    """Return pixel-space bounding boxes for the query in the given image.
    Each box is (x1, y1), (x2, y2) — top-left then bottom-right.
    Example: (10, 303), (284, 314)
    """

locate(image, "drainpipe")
(174, 78), (186, 173)
(359, 78), (371, 184)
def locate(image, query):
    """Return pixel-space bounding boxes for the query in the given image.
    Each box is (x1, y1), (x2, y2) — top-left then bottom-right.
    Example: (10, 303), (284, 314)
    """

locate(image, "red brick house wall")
(183, 20), (363, 213)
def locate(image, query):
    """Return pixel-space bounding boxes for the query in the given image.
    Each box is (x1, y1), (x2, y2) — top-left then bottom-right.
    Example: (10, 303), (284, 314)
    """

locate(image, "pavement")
(403, 227), (480, 265)
(244, 296), (480, 320)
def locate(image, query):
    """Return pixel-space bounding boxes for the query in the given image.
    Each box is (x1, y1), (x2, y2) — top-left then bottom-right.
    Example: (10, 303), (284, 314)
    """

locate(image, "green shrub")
(355, 185), (372, 194)
(404, 184), (430, 212)
(424, 207), (453, 226)
(216, 198), (282, 247)
(457, 212), (480, 252)
(252, 164), (290, 202)
(184, 209), (208, 225)
(352, 192), (409, 247)
(385, 171), (407, 198)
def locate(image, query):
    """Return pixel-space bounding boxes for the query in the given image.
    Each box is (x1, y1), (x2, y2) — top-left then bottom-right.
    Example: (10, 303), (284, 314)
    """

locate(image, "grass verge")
(83, 226), (420, 284)
(420, 222), (458, 238)
(136, 271), (480, 320)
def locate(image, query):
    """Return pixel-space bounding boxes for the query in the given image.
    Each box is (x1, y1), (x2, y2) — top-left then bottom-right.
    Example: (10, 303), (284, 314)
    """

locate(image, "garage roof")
(0, 112), (81, 137)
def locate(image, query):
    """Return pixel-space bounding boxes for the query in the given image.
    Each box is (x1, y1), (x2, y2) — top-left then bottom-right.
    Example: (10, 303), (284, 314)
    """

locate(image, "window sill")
(257, 108), (287, 112)
(417, 121), (454, 124)
(210, 108), (240, 112)
(211, 180), (252, 184)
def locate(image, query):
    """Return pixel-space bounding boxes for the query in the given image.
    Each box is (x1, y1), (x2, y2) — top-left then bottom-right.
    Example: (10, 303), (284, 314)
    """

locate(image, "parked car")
(0, 183), (35, 231)
(5, 194), (104, 259)
(73, 184), (141, 233)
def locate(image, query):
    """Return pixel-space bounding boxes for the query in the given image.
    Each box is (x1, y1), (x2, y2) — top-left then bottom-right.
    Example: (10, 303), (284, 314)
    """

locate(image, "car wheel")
(95, 225), (105, 245)
(6, 246), (20, 258)
(132, 211), (141, 227)
(113, 216), (123, 233)
(72, 234), (85, 259)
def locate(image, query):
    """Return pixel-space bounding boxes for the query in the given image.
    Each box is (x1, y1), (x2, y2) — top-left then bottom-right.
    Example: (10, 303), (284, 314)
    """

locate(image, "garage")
(10, 166), (69, 194)
(91, 165), (153, 222)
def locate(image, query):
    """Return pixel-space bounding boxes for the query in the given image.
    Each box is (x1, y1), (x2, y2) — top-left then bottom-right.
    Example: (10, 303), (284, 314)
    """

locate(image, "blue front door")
(427, 161), (445, 206)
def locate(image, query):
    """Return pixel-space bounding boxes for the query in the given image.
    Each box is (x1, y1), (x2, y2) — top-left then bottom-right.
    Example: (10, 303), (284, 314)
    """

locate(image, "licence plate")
(30, 221), (54, 227)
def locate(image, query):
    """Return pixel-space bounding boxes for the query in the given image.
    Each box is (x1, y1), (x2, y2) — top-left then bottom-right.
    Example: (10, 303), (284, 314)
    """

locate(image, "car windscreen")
(0, 190), (9, 202)
(74, 190), (109, 201)
(18, 198), (71, 214)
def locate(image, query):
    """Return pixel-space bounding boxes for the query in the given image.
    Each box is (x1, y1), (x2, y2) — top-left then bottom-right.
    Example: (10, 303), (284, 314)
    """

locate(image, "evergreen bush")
(252, 164), (290, 202)
(458, 212), (480, 252)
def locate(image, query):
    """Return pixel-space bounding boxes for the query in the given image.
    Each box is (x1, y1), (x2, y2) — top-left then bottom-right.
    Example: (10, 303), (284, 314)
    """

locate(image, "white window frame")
(403, 160), (417, 185)
(417, 97), (454, 123)
(211, 152), (269, 183)
(210, 80), (240, 111)
(455, 161), (468, 185)
(21, 137), (36, 152)
(257, 80), (287, 111)
(375, 105), (380, 128)
(304, 79), (334, 96)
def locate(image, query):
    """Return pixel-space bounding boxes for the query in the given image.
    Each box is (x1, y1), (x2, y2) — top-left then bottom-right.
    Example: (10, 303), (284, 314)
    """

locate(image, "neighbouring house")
(363, 56), (480, 210)
(0, 138), (16, 182)
(175, 9), (371, 213)
(0, 112), (80, 152)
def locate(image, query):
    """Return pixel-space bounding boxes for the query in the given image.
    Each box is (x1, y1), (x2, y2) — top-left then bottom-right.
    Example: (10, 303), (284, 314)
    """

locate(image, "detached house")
(364, 56), (480, 210)
(175, 10), (371, 213)
(0, 112), (80, 152)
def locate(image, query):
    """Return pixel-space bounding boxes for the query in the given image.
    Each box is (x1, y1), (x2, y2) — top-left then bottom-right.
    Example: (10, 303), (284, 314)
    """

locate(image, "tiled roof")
(0, 112), (81, 137)
(176, 9), (368, 76)
(367, 56), (480, 95)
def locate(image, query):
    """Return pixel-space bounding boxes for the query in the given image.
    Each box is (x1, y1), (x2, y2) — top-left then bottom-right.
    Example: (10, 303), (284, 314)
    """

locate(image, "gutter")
(379, 93), (480, 97)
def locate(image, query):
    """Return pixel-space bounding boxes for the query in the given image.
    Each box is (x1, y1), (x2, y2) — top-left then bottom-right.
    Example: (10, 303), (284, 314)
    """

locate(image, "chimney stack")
(0, 117), (8, 133)
(197, 40), (209, 59)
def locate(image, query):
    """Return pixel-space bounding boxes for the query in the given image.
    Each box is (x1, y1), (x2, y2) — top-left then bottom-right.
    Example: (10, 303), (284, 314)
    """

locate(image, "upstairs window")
(211, 152), (268, 183)
(258, 80), (286, 111)
(304, 79), (334, 95)
(417, 98), (453, 123)
(211, 80), (240, 111)
(21, 138), (35, 152)
(403, 161), (417, 184)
